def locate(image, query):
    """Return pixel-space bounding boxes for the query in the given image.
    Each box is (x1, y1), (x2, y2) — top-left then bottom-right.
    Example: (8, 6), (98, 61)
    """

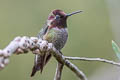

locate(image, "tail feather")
(31, 53), (51, 77)
(31, 65), (38, 77)
(44, 53), (51, 65)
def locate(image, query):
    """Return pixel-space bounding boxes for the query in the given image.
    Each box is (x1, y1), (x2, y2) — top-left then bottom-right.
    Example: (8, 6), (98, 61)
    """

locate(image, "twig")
(54, 63), (64, 80)
(65, 60), (87, 80)
(65, 57), (120, 67)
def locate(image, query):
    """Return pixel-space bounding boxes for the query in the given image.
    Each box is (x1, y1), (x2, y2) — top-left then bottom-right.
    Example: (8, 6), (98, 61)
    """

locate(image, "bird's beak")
(66, 10), (83, 17)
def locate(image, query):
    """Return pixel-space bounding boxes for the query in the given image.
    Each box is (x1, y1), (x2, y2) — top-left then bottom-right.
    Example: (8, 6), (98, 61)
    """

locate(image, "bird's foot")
(37, 39), (48, 52)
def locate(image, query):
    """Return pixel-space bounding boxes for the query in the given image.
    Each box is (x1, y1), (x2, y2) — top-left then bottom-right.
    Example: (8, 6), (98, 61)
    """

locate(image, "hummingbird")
(31, 9), (82, 77)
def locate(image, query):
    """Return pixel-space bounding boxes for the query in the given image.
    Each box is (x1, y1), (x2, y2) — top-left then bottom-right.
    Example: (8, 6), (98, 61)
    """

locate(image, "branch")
(65, 57), (120, 67)
(0, 36), (39, 69)
(51, 47), (88, 80)
(0, 36), (119, 80)
(0, 36), (87, 80)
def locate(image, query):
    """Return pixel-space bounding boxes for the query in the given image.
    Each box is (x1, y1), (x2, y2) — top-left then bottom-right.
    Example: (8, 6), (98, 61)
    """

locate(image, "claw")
(32, 49), (40, 54)
(38, 40), (48, 52)
(47, 43), (53, 51)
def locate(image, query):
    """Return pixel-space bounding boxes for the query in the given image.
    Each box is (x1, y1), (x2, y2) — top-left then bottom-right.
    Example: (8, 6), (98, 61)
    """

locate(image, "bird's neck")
(47, 22), (67, 29)
(48, 25), (66, 29)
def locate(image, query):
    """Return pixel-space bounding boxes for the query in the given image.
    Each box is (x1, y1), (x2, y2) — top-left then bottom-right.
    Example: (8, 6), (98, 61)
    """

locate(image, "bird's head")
(47, 9), (82, 28)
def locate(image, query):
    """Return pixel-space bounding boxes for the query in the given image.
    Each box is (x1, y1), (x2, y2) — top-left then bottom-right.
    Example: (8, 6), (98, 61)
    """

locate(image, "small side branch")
(54, 63), (64, 80)
(65, 60), (87, 80)
(65, 57), (120, 67)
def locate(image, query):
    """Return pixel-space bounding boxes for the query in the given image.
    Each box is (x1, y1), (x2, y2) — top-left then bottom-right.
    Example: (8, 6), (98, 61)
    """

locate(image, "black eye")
(60, 15), (64, 18)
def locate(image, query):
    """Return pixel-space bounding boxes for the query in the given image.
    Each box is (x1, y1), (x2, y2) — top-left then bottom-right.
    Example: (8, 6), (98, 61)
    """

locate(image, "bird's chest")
(43, 27), (68, 49)
(43, 28), (64, 42)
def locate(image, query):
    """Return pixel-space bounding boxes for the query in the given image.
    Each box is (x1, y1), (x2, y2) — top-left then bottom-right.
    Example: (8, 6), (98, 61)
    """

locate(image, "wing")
(37, 23), (48, 38)
(31, 23), (51, 77)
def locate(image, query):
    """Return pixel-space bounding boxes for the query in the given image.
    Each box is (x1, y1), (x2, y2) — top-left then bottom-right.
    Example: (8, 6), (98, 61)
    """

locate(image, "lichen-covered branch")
(0, 36), (87, 80)
(0, 36), (120, 80)
(0, 36), (39, 69)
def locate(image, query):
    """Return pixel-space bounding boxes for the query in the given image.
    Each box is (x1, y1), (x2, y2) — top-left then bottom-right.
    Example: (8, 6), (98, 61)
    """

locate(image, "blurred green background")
(0, 0), (117, 80)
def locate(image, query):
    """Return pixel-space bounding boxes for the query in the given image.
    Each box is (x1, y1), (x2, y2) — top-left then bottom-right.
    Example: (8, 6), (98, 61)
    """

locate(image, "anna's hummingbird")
(31, 9), (82, 77)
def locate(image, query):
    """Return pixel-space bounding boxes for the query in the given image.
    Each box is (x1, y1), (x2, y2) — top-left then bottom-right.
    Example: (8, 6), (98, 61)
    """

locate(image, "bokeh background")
(0, 0), (120, 80)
